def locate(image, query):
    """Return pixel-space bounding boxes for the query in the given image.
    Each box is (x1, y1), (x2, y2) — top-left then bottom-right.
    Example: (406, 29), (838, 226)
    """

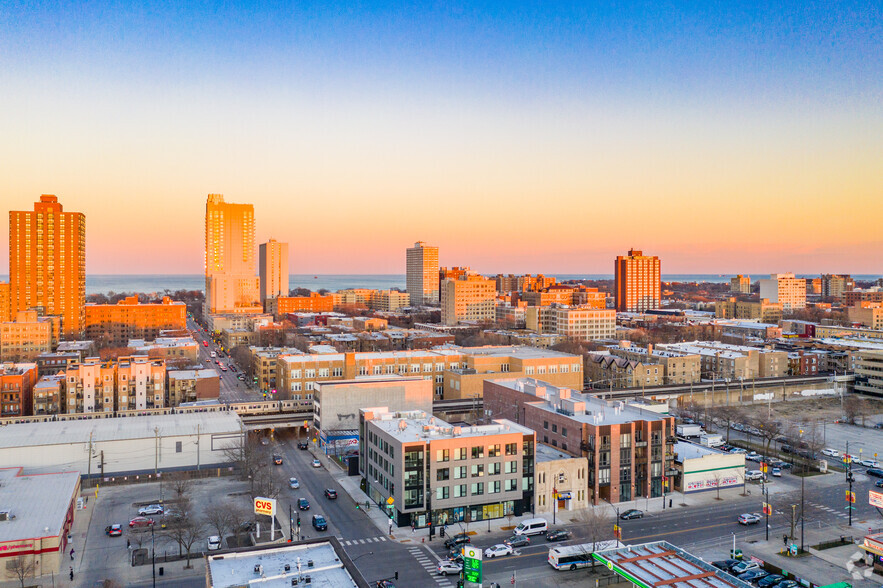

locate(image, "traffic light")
(440, 526), (445, 538)
(356, 503), (360, 510)
(394, 571), (399, 580)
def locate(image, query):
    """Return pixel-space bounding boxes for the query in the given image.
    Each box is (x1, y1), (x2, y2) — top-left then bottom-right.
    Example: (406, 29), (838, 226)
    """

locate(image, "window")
(489, 480), (501, 494)
(436, 449), (449, 462)
(470, 464), (484, 477)
(454, 448), (467, 461)
(436, 486), (449, 500)
(505, 479), (517, 491)
(599, 468), (611, 484)
(305, 369), (315, 378)
(489, 462), (501, 475)
(543, 421), (549, 430)
(470, 483), (484, 496)
(488, 444), (501, 457)
(552, 424), (557, 433)
(453, 484), (467, 498)
(437, 468), (450, 481)
(332, 367), (343, 377)
(318, 368), (329, 377)
(505, 442), (517, 455)
(175, 441), (182, 453)
(454, 466), (467, 479)
(471, 446), (484, 459)
(505, 460), (518, 474)
(562, 427), (567, 438)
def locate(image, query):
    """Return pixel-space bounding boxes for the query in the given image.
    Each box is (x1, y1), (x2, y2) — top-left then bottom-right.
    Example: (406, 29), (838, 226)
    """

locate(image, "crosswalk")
(808, 502), (850, 519)
(340, 536), (389, 546)
(407, 544), (454, 587)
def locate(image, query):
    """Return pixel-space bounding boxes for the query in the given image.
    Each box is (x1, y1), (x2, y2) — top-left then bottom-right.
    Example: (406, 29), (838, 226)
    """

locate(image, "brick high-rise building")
(204, 194), (261, 316)
(614, 249), (661, 312)
(259, 239), (289, 307)
(406, 241), (439, 306)
(84, 296), (186, 346)
(9, 195), (86, 336)
(820, 274), (855, 300)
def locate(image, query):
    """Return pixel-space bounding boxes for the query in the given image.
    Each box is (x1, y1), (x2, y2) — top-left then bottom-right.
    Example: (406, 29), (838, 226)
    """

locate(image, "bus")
(548, 540), (624, 571)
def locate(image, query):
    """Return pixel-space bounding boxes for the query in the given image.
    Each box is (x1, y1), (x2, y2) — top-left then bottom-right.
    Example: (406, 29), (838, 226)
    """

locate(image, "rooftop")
(0, 468), (80, 543)
(535, 442), (581, 462)
(206, 538), (367, 588)
(56, 341), (94, 352)
(0, 411), (242, 450)
(168, 369), (220, 380)
(366, 410), (532, 443)
(674, 441), (727, 462)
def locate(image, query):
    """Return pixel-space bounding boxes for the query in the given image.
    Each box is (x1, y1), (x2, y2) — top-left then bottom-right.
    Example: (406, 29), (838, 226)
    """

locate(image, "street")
(187, 317), (260, 402)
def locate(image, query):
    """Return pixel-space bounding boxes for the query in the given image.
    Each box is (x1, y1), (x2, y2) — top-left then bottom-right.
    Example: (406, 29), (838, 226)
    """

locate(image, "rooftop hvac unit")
(0, 510), (13, 521)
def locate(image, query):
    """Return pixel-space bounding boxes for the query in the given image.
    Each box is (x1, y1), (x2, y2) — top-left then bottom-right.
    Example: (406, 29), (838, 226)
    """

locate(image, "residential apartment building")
(494, 274), (557, 293)
(35, 352), (80, 376)
(855, 349), (883, 397)
(729, 275), (751, 294)
(439, 266), (471, 282)
(33, 373), (64, 415)
(128, 336), (199, 364)
(0, 362), (38, 417)
(259, 239), (289, 307)
(849, 303), (883, 330)
(614, 249), (661, 312)
(9, 195), (86, 337)
(334, 289), (410, 312)
(658, 341), (788, 379)
(525, 305), (616, 341)
(206, 313), (273, 333)
(441, 274), (496, 325)
(821, 274), (855, 300)
(714, 297), (782, 323)
(484, 378), (676, 504)
(758, 273), (806, 310)
(250, 346), (303, 392)
(406, 241), (439, 306)
(266, 293), (334, 317)
(585, 353), (660, 389)
(204, 194), (261, 316)
(168, 369), (220, 405)
(521, 285), (606, 308)
(360, 408), (535, 527)
(0, 282), (9, 322)
(844, 290), (883, 307)
(607, 344), (701, 385)
(84, 296), (186, 346)
(0, 310), (57, 361)
(64, 356), (165, 413)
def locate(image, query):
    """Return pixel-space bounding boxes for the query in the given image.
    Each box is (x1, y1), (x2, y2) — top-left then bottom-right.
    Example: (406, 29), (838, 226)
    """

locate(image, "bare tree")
(572, 507), (613, 568)
(205, 503), (237, 540)
(747, 413), (784, 458)
(843, 395), (867, 426)
(129, 527), (150, 549)
(711, 471), (725, 500)
(8, 556), (35, 588)
(164, 515), (206, 568)
(171, 477), (193, 502)
(709, 405), (744, 442)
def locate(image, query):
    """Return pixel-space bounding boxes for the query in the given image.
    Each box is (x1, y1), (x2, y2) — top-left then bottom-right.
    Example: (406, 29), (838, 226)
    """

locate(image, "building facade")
(84, 296), (186, 346)
(168, 369), (220, 405)
(360, 408), (535, 527)
(525, 305), (616, 341)
(9, 195), (86, 337)
(534, 443), (591, 514)
(758, 273), (806, 310)
(33, 373), (64, 415)
(64, 356), (165, 413)
(204, 194), (261, 316)
(729, 275), (751, 294)
(406, 241), (439, 306)
(821, 274), (855, 300)
(855, 349), (883, 397)
(267, 293), (335, 317)
(259, 239), (289, 307)
(0, 310), (56, 361)
(441, 274), (496, 325)
(0, 362), (38, 417)
(614, 249), (661, 312)
(849, 303), (883, 330)
(0, 282), (9, 322)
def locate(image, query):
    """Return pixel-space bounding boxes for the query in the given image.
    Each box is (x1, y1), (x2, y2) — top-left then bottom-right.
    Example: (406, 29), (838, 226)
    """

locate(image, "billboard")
(254, 497), (277, 517)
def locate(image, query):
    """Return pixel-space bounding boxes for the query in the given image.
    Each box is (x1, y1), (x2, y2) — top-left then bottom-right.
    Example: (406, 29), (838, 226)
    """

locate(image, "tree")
(8, 556), (35, 588)
(572, 507), (613, 568)
(222, 434), (276, 499)
(843, 395), (867, 426)
(711, 470), (725, 500)
(747, 413), (784, 458)
(129, 527), (150, 549)
(709, 405), (744, 442)
(205, 502), (237, 541)
(163, 514), (206, 568)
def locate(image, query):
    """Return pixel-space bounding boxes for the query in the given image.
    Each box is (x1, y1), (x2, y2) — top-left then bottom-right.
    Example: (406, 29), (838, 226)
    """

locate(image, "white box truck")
(699, 433), (724, 447)
(676, 424), (702, 437)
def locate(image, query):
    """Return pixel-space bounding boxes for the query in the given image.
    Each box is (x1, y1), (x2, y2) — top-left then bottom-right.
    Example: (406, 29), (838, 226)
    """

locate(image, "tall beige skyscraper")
(406, 241), (439, 306)
(204, 194), (261, 316)
(614, 249), (661, 312)
(259, 239), (289, 307)
(9, 195), (86, 336)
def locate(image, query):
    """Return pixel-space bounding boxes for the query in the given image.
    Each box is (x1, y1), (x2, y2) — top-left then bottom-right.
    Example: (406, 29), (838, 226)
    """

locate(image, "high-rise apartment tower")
(259, 239), (289, 307)
(204, 194), (261, 316)
(614, 249), (661, 312)
(406, 241), (439, 306)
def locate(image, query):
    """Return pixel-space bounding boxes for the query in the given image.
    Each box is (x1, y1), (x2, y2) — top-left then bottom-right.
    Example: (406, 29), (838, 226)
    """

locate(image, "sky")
(1, 1), (881, 275)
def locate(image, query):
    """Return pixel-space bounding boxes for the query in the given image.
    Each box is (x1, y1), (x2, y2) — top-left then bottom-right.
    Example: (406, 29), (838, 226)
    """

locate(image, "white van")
(513, 518), (548, 536)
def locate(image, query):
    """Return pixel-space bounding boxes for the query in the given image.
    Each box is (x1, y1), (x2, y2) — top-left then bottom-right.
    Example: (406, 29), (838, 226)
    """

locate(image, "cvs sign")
(254, 497), (277, 517)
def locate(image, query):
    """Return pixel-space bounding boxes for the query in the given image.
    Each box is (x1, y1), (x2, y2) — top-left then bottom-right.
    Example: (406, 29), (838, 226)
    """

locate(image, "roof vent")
(0, 510), (14, 521)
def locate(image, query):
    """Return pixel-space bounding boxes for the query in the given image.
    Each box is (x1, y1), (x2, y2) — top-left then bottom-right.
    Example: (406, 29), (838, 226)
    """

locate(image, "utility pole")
(196, 424), (200, 471)
(790, 504), (796, 540)
(847, 439), (855, 527)
(764, 487), (770, 541)
(87, 431), (93, 479)
(154, 427), (159, 476)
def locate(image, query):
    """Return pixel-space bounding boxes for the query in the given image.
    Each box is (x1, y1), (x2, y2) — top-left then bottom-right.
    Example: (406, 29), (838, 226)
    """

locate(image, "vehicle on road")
(312, 459), (321, 468)
(375, 581), (396, 588)
(436, 560), (462, 576)
(546, 529), (572, 542)
(548, 540), (622, 570)
(207, 536), (221, 551)
(773, 581), (798, 588)
(273, 454), (283, 465)
(738, 513), (761, 525)
(210, 351), (216, 357)
(260, 438), (269, 445)
(731, 560), (760, 574)
(311, 514), (327, 531)
(867, 468), (883, 478)
(105, 524), (122, 536)
(620, 509), (643, 520)
(860, 459), (880, 468)
(289, 477), (299, 489)
(443, 533), (470, 550)
(298, 498), (310, 510)
(504, 535), (530, 548)
(875, 479), (883, 488)
(138, 504), (163, 516)
(324, 489), (337, 499)
(484, 544), (513, 558)
(514, 517), (549, 535)
(821, 448), (839, 458)
(298, 441), (308, 450)
(771, 468), (782, 477)
(203, 341), (208, 347)
(129, 516), (154, 528)
(745, 470), (765, 481)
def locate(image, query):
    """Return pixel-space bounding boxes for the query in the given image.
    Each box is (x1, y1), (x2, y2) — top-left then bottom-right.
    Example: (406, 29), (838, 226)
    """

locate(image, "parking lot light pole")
(151, 524), (156, 588)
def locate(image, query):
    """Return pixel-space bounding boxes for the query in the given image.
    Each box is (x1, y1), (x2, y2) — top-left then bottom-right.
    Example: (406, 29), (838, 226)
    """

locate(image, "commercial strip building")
(534, 443), (591, 514)
(205, 538), (370, 588)
(441, 273), (496, 325)
(360, 408), (535, 527)
(84, 296), (186, 345)
(525, 305), (616, 341)
(484, 378), (676, 504)
(406, 241), (439, 306)
(204, 194), (261, 316)
(64, 356), (166, 413)
(8, 195), (86, 337)
(614, 249), (661, 312)
(0, 411), (242, 476)
(758, 273), (806, 310)
(671, 441), (745, 494)
(0, 468), (80, 583)
(314, 376), (432, 456)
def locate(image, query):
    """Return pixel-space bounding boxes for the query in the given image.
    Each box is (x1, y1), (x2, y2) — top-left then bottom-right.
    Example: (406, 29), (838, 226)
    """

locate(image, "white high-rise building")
(758, 273), (806, 311)
(406, 241), (439, 306)
(259, 239), (289, 307)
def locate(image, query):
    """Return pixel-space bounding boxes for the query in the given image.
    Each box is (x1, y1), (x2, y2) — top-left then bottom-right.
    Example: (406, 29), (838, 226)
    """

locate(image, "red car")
(129, 517), (154, 528)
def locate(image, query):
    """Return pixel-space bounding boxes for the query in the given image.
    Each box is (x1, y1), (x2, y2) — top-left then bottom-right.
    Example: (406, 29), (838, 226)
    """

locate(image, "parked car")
(207, 536), (222, 551)
(745, 470), (765, 481)
(129, 516), (154, 528)
(771, 468), (782, 477)
(312, 459), (321, 468)
(105, 524), (123, 536)
(484, 544), (513, 558)
(757, 575), (785, 587)
(774, 581), (799, 588)
(298, 498), (310, 510)
(731, 560), (760, 574)
(746, 452), (760, 461)
(867, 468), (883, 478)
(738, 513), (761, 525)
(324, 489), (338, 499)
(443, 533), (471, 550)
(289, 477), (299, 489)
(821, 448), (840, 458)
(781, 445), (794, 454)
(505, 535), (530, 548)
(730, 448), (747, 454)
(875, 479), (883, 488)
(273, 454), (283, 465)
(311, 514), (327, 531)
(437, 560), (463, 576)
(860, 459), (880, 468)
(874, 423), (883, 430)
(738, 569), (768, 583)
(620, 509), (643, 520)
(298, 441), (308, 450)
(138, 504), (164, 516)
(710, 559), (739, 571)
(546, 529), (572, 542)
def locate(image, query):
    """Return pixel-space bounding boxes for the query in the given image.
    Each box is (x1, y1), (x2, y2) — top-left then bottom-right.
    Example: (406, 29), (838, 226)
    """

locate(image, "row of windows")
(435, 479), (518, 500)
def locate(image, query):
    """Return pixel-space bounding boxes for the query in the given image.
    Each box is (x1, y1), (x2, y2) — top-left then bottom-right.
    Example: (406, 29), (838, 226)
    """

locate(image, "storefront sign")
(254, 497), (276, 517)
(463, 546), (482, 587)
(870, 490), (883, 508)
